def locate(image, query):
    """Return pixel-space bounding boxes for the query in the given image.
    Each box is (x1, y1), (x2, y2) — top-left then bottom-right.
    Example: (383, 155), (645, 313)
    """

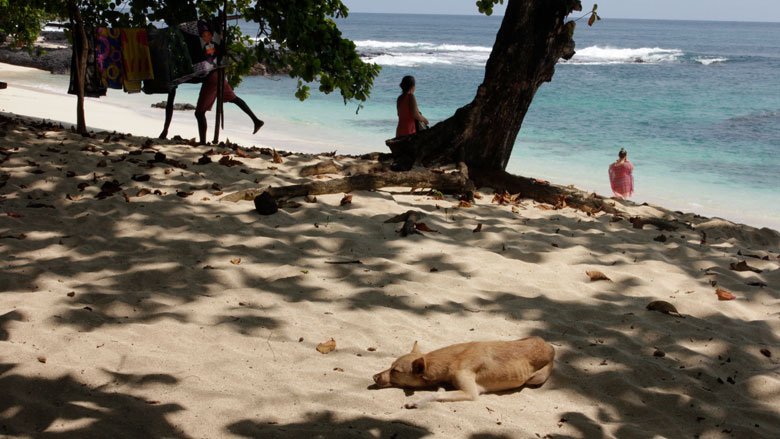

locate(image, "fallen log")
(221, 169), (474, 202)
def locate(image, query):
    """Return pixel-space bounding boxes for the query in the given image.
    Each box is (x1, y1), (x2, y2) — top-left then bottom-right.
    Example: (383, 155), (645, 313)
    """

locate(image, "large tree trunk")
(67, 1), (88, 135)
(388, 0), (580, 171)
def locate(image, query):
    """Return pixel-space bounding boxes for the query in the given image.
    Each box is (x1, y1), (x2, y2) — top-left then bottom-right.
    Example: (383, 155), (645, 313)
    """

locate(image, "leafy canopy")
(1, 0), (380, 103)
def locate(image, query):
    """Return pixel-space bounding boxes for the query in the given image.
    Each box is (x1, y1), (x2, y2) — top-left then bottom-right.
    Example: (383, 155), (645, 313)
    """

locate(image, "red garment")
(396, 93), (416, 137)
(196, 70), (237, 113)
(609, 159), (634, 198)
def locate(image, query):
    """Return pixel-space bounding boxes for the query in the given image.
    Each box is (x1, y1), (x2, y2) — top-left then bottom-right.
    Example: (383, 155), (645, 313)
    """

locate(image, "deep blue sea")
(222, 14), (780, 228)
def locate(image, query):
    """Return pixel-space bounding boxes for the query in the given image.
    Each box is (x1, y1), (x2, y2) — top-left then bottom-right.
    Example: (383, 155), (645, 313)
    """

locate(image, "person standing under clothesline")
(193, 19), (263, 145)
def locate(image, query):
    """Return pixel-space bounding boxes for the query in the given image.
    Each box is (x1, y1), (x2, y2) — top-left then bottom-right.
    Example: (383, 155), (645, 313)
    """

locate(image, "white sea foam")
(564, 46), (684, 65)
(355, 40), (491, 52)
(695, 57), (729, 65)
(356, 40), (492, 66)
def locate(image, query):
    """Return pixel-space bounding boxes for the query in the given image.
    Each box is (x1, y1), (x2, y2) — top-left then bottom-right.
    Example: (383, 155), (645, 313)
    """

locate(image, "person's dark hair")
(400, 75), (416, 94)
(197, 19), (212, 35)
(618, 148), (627, 159)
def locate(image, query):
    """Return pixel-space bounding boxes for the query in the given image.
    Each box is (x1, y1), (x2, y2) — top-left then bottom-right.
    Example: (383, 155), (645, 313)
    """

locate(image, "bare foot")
(253, 120), (264, 134)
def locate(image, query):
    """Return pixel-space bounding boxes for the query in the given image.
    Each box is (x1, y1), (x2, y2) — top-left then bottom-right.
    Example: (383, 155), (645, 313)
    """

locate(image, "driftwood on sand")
(221, 159), (633, 219)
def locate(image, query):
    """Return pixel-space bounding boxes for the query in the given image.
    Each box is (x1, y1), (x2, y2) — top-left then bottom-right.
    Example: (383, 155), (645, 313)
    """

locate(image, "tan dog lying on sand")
(372, 336), (554, 408)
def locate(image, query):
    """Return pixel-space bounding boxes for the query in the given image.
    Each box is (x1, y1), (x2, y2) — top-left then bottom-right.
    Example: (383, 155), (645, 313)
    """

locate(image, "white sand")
(1, 66), (779, 438)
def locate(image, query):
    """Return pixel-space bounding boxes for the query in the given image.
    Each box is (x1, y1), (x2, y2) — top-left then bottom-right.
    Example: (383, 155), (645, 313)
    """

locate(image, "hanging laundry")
(143, 27), (194, 94)
(68, 27), (107, 98)
(95, 27), (123, 90)
(120, 28), (154, 93)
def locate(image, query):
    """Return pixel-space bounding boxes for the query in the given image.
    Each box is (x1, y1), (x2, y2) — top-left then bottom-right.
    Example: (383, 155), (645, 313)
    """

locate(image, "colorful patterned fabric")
(68, 28), (107, 98)
(609, 160), (635, 199)
(95, 27), (124, 90)
(120, 28), (154, 93)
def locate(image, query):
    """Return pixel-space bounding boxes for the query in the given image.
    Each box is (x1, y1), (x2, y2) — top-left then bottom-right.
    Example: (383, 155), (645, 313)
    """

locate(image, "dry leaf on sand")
(272, 149), (284, 164)
(473, 223), (483, 233)
(230, 258), (241, 265)
(316, 338), (336, 354)
(646, 300), (684, 318)
(715, 288), (736, 301)
(340, 194), (352, 206)
(414, 222), (438, 233)
(586, 270), (611, 282)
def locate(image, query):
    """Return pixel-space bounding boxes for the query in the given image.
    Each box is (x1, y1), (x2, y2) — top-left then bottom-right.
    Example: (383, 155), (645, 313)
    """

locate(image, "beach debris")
(586, 270), (611, 282)
(230, 258), (241, 265)
(629, 217), (682, 231)
(473, 223), (483, 233)
(653, 234), (668, 242)
(135, 188), (152, 197)
(458, 199), (473, 208)
(272, 149), (284, 164)
(491, 191), (520, 205)
(304, 195), (317, 203)
(281, 200), (302, 209)
(67, 292), (75, 297)
(646, 300), (685, 318)
(218, 155), (243, 167)
(737, 250), (768, 260)
(760, 349), (772, 358)
(414, 222), (438, 233)
(385, 210), (427, 237)
(715, 288), (736, 301)
(747, 280), (767, 288)
(131, 174), (151, 182)
(96, 180), (122, 199)
(653, 349), (666, 358)
(340, 194), (352, 206)
(428, 189), (445, 200)
(196, 154), (212, 165)
(37, 356), (46, 364)
(300, 160), (342, 177)
(316, 338), (336, 354)
(325, 260), (363, 265)
(0, 233), (26, 240)
(254, 191), (278, 215)
(729, 260), (762, 273)
(176, 190), (193, 198)
(26, 202), (55, 209)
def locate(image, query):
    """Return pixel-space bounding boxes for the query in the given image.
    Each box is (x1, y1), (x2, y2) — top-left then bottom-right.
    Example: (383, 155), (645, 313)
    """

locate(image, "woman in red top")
(396, 75), (429, 138)
(608, 148), (635, 199)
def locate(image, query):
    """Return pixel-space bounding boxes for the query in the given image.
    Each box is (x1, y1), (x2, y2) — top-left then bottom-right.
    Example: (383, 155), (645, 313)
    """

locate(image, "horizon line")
(344, 11), (780, 24)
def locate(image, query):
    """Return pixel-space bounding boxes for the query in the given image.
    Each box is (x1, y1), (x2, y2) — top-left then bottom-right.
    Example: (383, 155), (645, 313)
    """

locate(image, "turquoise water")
(219, 14), (780, 229)
(21, 14), (780, 228)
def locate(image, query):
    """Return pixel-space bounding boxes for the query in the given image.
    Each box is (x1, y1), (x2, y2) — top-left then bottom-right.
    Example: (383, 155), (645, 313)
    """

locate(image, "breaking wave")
(564, 46), (684, 65)
(695, 57), (729, 65)
(355, 40), (491, 67)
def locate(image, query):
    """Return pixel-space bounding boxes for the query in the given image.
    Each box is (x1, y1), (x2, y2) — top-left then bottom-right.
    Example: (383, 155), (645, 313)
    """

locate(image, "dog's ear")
(411, 356), (426, 375)
(410, 341), (421, 354)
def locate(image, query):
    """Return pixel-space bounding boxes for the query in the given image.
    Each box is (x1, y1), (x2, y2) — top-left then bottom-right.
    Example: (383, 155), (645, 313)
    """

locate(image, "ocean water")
(15, 14), (780, 229)
(217, 14), (780, 229)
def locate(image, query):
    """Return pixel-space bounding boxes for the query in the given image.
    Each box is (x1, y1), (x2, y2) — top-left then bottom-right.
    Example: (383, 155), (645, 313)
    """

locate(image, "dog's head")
(372, 341), (428, 388)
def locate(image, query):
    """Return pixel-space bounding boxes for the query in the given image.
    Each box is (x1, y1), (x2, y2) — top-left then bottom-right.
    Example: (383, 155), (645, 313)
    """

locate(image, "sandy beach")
(1, 61), (780, 438)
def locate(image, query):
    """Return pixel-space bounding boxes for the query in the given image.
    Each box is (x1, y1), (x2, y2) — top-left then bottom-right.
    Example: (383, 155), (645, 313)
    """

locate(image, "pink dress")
(396, 94), (416, 137)
(608, 160), (634, 198)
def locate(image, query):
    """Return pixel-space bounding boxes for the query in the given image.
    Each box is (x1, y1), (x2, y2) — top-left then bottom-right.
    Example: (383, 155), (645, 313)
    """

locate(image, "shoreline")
(1, 61), (778, 233)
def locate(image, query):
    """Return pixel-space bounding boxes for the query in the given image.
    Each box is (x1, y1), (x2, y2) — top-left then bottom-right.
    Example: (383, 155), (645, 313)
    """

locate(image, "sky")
(342, 0), (780, 23)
